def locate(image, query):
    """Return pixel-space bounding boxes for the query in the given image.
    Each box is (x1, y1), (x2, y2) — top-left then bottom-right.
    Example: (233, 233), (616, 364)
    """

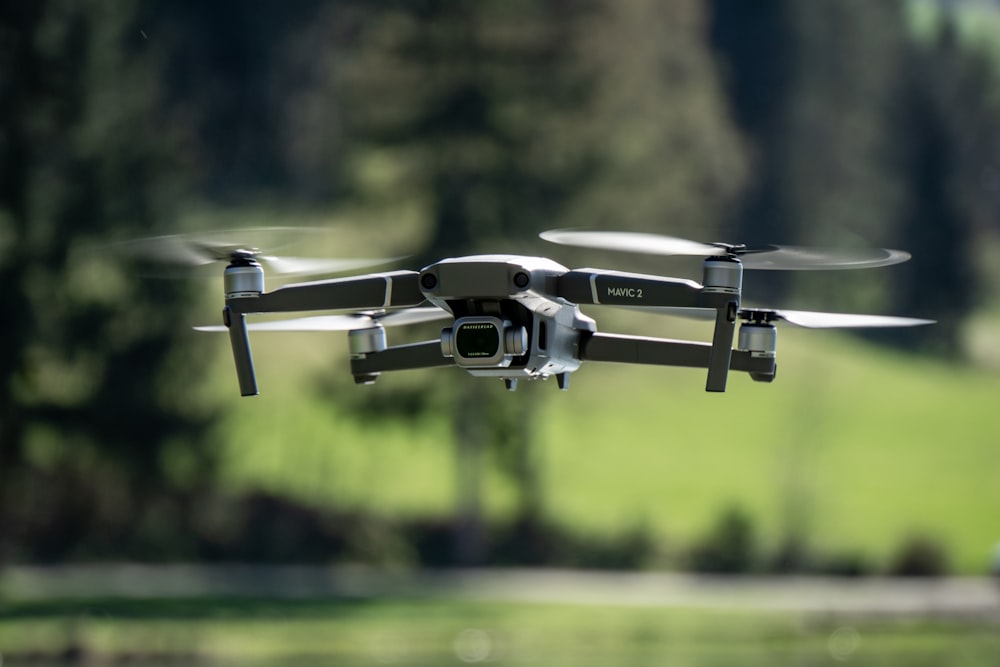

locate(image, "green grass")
(208, 302), (1000, 573)
(1, 597), (998, 665)
(541, 326), (1000, 572)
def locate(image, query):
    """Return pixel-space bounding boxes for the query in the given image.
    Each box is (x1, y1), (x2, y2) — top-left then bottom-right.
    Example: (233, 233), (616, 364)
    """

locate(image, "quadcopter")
(129, 228), (932, 395)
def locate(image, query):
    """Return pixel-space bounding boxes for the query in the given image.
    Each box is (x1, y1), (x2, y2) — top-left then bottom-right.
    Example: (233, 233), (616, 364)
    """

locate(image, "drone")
(130, 228), (933, 395)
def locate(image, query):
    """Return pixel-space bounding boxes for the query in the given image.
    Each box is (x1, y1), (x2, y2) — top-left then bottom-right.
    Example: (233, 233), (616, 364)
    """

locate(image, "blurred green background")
(2, 0), (1000, 662)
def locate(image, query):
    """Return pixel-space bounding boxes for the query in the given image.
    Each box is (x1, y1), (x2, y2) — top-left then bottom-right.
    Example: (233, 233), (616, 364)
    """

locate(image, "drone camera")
(441, 316), (527, 367)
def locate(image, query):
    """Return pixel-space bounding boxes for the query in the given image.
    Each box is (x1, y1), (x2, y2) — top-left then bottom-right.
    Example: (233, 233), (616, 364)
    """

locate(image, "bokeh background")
(1, 0), (1000, 662)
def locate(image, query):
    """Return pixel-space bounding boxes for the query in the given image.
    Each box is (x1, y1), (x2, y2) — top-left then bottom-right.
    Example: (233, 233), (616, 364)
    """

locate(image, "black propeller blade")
(540, 229), (911, 270)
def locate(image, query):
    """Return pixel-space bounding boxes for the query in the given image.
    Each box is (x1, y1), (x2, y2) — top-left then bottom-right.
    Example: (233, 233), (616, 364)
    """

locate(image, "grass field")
(1, 595), (998, 665)
(203, 298), (1000, 574)
(541, 327), (1000, 573)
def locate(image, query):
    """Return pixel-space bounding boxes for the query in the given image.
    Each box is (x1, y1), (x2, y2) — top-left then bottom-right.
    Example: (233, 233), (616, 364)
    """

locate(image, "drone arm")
(220, 271), (425, 396)
(580, 332), (711, 368)
(227, 270), (425, 315)
(558, 269), (739, 392)
(729, 349), (776, 379)
(556, 269), (704, 308)
(349, 340), (454, 381)
(578, 332), (773, 382)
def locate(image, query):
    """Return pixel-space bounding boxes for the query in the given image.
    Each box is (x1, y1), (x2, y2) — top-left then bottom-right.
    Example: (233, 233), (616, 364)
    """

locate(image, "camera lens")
(455, 322), (501, 359)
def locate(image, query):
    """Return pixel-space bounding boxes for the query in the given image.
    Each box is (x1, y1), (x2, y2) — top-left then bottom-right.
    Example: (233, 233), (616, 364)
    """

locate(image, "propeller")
(739, 308), (934, 329)
(540, 229), (911, 270)
(115, 227), (399, 277)
(194, 306), (452, 333)
(620, 305), (933, 328)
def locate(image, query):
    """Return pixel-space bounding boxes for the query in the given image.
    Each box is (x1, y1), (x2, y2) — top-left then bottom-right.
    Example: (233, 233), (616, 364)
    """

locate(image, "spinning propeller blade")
(194, 307), (452, 333)
(375, 308), (454, 327)
(115, 227), (398, 276)
(541, 229), (910, 270)
(540, 229), (725, 257)
(626, 305), (933, 328)
(742, 309), (935, 329)
(737, 246), (910, 271)
(256, 255), (401, 276)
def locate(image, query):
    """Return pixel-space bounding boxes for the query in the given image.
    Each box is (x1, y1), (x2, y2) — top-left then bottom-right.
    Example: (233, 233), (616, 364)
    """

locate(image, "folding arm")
(580, 332), (712, 368)
(223, 270), (426, 396)
(226, 270), (425, 315)
(557, 268), (740, 392)
(578, 332), (774, 381)
(350, 340), (455, 384)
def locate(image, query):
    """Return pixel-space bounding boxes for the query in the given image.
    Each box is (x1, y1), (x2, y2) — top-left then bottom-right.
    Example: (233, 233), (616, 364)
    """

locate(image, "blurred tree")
(147, 0), (341, 203)
(314, 0), (747, 563)
(710, 0), (998, 353)
(689, 504), (757, 574)
(0, 0), (217, 560)
(331, 1), (595, 563)
(710, 0), (910, 307)
(885, 21), (999, 354)
(20, 0), (752, 565)
(330, 1), (595, 258)
(565, 0), (747, 238)
(705, 1), (999, 571)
